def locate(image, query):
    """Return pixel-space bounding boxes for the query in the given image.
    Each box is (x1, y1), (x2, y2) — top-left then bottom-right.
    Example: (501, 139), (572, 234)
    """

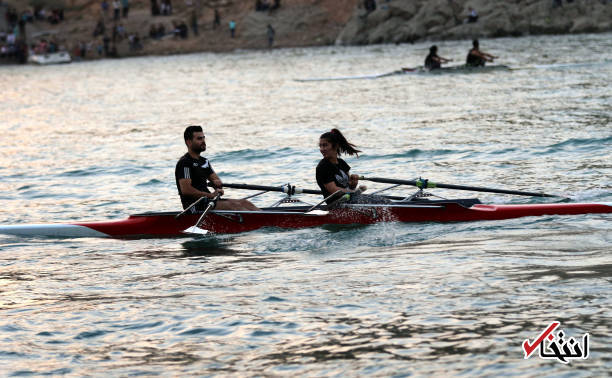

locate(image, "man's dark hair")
(184, 125), (203, 141)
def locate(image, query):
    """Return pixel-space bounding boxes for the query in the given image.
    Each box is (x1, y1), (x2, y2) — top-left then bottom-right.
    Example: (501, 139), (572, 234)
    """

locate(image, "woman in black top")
(316, 129), (389, 204)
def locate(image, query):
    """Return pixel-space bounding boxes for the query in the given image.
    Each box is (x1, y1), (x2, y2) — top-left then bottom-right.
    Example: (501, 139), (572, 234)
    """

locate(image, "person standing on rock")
(190, 9), (198, 36)
(424, 45), (452, 70)
(150, 0), (160, 16)
(121, 0), (129, 18)
(213, 9), (220, 29)
(267, 24), (275, 48)
(112, 0), (120, 21)
(229, 20), (236, 38)
(466, 7), (478, 23)
(466, 39), (497, 67)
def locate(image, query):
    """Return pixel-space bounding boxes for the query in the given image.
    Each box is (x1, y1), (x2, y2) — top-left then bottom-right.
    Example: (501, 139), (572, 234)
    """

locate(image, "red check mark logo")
(523, 322), (560, 359)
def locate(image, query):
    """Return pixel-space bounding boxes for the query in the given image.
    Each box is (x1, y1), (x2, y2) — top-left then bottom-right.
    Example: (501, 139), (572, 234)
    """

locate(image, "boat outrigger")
(1, 177), (610, 239)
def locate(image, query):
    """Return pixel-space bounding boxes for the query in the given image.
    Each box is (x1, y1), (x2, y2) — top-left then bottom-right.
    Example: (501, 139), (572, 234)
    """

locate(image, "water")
(1, 33), (611, 376)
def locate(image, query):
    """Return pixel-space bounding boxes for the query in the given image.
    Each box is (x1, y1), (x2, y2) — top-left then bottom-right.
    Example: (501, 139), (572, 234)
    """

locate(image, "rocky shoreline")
(337, 0), (612, 45)
(1, 0), (611, 63)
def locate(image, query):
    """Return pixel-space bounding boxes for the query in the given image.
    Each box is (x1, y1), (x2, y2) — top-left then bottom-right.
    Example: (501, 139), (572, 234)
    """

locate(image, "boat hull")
(1, 202), (609, 238)
(77, 202), (611, 238)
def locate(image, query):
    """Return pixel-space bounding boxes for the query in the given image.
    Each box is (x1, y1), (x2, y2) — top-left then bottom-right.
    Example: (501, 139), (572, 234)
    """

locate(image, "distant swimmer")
(424, 45), (452, 70)
(466, 39), (498, 67)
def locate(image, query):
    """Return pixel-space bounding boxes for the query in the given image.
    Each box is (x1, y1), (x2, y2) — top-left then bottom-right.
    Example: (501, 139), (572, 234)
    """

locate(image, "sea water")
(0, 33), (610, 376)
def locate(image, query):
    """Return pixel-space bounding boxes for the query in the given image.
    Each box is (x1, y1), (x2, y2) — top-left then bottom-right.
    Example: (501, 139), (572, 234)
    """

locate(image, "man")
(466, 39), (497, 67)
(229, 19), (236, 38)
(466, 7), (478, 23)
(266, 24), (275, 48)
(175, 125), (259, 212)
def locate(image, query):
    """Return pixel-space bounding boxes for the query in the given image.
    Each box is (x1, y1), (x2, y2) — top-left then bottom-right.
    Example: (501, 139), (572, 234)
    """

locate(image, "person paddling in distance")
(175, 125), (259, 212)
(316, 129), (390, 205)
(466, 39), (497, 67)
(425, 45), (452, 70)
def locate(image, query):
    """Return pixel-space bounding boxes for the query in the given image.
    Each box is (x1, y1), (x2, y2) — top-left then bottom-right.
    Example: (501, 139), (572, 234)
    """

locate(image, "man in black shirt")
(466, 39), (497, 67)
(175, 126), (259, 212)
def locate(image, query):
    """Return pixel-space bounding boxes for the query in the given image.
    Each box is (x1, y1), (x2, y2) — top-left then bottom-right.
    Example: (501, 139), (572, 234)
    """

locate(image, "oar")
(359, 176), (559, 198)
(175, 196), (207, 219)
(210, 182), (322, 195)
(182, 193), (221, 235)
(306, 190), (344, 213)
(213, 182), (409, 201)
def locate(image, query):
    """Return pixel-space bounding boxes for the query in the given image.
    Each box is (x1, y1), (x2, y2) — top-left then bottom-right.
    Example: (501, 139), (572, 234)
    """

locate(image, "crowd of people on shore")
(92, 0), (230, 59)
(0, 33), (23, 61)
(0, 1), (67, 63)
(4, 4), (65, 27)
(101, 0), (130, 20)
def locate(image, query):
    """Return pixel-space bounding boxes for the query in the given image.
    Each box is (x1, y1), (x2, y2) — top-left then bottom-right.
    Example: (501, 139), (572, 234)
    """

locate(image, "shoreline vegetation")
(1, 0), (611, 64)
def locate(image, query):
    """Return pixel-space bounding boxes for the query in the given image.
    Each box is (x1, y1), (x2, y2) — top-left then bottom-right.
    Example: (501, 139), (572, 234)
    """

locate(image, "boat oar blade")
(182, 226), (209, 235)
(181, 193), (221, 235)
(304, 209), (329, 216)
(359, 176), (560, 198)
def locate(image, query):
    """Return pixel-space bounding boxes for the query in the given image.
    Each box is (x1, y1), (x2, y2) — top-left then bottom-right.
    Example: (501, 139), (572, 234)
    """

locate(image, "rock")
(368, 16), (405, 44)
(338, 0), (612, 45)
(387, 1), (419, 20)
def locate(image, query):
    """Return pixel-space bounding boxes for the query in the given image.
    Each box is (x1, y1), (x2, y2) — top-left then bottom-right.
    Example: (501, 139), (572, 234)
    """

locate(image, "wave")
(136, 179), (163, 187)
(361, 148), (468, 161)
(216, 147), (296, 161)
(534, 136), (612, 156)
(59, 166), (151, 177)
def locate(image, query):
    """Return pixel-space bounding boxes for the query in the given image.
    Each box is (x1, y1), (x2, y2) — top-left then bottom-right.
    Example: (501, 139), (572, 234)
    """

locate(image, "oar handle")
(360, 176), (559, 198)
(211, 182), (322, 195)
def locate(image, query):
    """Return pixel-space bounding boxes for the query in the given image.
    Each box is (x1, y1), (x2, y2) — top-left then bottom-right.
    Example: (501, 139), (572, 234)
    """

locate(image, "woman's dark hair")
(472, 39), (479, 48)
(320, 129), (362, 157)
(430, 45), (438, 54)
(184, 125), (203, 141)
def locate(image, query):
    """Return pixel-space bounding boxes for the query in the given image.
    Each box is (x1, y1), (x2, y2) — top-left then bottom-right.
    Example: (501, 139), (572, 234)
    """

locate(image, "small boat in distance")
(28, 51), (72, 65)
(295, 65), (511, 82)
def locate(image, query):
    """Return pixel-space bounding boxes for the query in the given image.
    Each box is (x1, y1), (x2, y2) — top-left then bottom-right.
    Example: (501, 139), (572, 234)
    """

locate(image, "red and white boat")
(0, 179), (610, 239)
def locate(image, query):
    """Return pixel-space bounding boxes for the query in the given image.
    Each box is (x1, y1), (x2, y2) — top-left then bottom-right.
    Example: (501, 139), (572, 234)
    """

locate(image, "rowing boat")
(0, 200), (609, 238)
(294, 65), (511, 82)
(1, 178), (609, 238)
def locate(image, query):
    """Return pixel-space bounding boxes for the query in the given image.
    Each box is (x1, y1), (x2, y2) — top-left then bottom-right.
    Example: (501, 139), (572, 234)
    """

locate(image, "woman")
(316, 129), (390, 205)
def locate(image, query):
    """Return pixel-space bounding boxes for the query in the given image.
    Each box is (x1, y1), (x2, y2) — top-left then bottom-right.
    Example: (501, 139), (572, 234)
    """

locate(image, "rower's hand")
(358, 185), (367, 192)
(211, 188), (224, 197)
(349, 174), (359, 188)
